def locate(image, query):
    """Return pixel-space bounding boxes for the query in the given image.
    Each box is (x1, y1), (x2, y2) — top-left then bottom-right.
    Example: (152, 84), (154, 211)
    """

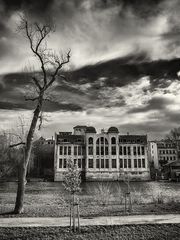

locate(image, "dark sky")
(0, 0), (180, 139)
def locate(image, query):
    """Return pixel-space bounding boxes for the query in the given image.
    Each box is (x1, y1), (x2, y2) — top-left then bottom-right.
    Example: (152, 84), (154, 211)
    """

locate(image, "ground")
(0, 224), (180, 240)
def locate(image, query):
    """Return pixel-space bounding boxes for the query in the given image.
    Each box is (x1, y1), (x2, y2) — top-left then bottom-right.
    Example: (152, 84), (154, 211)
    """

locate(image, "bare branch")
(38, 112), (43, 130)
(32, 77), (42, 90)
(9, 142), (25, 148)
(25, 96), (39, 101)
(45, 50), (71, 90)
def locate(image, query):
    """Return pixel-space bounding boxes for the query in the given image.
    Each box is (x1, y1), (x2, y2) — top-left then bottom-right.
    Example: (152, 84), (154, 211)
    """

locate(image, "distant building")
(54, 126), (150, 181)
(148, 140), (178, 170)
(29, 137), (55, 179)
(162, 161), (180, 181)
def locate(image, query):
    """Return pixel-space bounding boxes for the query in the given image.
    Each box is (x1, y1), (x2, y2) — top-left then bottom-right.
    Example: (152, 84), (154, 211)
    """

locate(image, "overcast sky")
(1, 0), (180, 139)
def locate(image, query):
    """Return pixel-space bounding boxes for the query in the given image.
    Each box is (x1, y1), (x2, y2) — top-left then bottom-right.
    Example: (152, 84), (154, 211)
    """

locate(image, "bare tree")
(166, 127), (180, 141)
(13, 16), (70, 214)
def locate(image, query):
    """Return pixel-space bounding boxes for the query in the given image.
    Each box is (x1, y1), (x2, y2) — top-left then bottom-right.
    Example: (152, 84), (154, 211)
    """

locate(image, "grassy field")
(1, 181), (180, 217)
(0, 224), (180, 240)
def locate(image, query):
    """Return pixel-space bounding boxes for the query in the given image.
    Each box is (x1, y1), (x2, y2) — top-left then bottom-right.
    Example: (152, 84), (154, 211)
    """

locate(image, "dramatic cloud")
(0, 0), (180, 73)
(1, 0), (180, 138)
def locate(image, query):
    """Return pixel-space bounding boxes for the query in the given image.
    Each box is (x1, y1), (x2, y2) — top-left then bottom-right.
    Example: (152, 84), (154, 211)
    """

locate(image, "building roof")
(56, 134), (85, 144)
(73, 125), (87, 129)
(119, 135), (147, 144)
(85, 126), (96, 133)
(108, 126), (119, 133)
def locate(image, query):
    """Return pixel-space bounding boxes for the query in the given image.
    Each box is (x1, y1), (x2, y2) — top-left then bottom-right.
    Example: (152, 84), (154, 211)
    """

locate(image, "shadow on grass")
(0, 211), (17, 216)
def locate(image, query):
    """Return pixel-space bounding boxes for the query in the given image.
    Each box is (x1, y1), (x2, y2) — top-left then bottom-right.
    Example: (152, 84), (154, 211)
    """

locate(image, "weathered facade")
(148, 140), (178, 170)
(54, 126), (150, 181)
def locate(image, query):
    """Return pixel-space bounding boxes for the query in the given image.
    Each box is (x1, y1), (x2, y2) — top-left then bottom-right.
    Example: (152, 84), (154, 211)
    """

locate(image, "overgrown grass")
(0, 181), (180, 217)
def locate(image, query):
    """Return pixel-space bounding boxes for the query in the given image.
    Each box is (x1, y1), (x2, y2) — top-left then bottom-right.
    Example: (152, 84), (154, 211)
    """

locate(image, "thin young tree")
(63, 158), (81, 231)
(13, 16), (70, 214)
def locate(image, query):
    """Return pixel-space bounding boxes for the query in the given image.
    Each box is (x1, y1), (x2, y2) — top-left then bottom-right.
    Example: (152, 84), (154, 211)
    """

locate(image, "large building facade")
(54, 126), (150, 181)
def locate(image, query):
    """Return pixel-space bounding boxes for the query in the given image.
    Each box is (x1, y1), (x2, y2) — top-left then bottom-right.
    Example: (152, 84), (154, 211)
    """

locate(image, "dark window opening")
(96, 159), (100, 168)
(59, 159), (62, 168)
(88, 159), (93, 168)
(101, 159), (104, 168)
(112, 159), (117, 168)
(112, 146), (116, 155)
(120, 158), (123, 168)
(111, 137), (116, 144)
(124, 159), (127, 168)
(105, 159), (109, 168)
(128, 159), (131, 168)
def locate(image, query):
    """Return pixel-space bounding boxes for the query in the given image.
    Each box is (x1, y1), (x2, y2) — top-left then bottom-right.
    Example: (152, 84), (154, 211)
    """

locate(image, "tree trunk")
(14, 97), (43, 214)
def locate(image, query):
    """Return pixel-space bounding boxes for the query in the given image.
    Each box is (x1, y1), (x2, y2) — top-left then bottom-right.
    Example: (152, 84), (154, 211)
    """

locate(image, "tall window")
(134, 159), (137, 168)
(96, 146), (100, 155)
(123, 146), (127, 155)
(68, 146), (71, 155)
(59, 146), (63, 155)
(64, 159), (67, 168)
(96, 159), (100, 168)
(128, 159), (131, 168)
(105, 159), (109, 168)
(128, 146), (131, 155)
(133, 146), (136, 155)
(112, 159), (117, 168)
(119, 146), (122, 155)
(120, 158), (123, 168)
(112, 146), (116, 155)
(88, 146), (93, 155)
(88, 137), (93, 145)
(88, 159), (93, 168)
(101, 159), (104, 168)
(105, 146), (108, 155)
(59, 159), (62, 168)
(142, 158), (145, 168)
(141, 146), (145, 155)
(78, 159), (81, 168)
(74, 146), (77, 155)
(138, 159), (141, 168)
(101, 146), (104, 155)
(64, 146), (67, 155)
(138, 146), (140, 155)
(78, 146), (81, 155)
(111, 137), (116, 144)
(124, 159), (127, 168)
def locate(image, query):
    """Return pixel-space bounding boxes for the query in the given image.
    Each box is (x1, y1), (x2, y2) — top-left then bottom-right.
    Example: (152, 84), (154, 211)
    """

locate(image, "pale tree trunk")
(14, 97), (43, 214)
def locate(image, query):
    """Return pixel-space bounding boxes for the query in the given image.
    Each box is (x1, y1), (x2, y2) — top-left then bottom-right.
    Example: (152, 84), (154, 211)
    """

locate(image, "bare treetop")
(18, 15), (70, 101)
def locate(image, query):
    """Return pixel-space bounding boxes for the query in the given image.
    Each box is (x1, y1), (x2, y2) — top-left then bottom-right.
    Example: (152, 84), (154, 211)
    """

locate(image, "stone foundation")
(54, 170), (150, 181)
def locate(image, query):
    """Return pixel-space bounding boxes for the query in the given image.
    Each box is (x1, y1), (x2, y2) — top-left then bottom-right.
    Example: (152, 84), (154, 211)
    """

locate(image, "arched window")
(105, 138), (108, 145)
(96, 137), (109, 155)
(101, 137), (104, 144)
(88, 137), (93, 145)
(111, 137), (116, 144)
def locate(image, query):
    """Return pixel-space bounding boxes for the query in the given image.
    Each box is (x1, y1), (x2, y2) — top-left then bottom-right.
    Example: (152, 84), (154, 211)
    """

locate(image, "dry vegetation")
(0, 182), (180, 217)
(1, 224), (180, 240)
